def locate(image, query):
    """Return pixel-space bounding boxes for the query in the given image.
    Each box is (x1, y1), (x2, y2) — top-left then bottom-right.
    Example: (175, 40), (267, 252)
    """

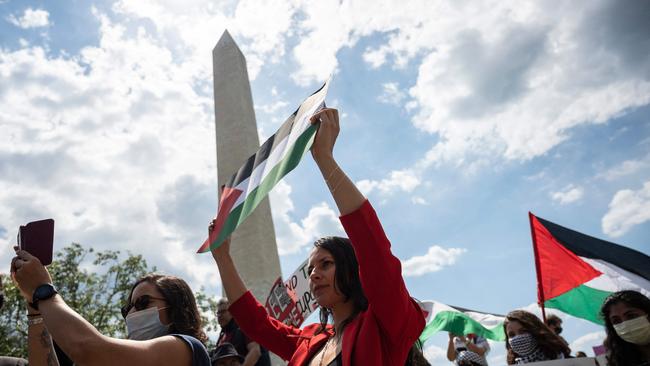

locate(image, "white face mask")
(125, 306), (170, 340)
(613, 315), (650, 345)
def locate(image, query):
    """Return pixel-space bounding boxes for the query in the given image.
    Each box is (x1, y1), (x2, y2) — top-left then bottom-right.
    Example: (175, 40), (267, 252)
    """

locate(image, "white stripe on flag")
(260, 132), (291, 184)
(463, 311), (505, 330)
(227, 82), (328, 213)
(581, 257), (650, 297)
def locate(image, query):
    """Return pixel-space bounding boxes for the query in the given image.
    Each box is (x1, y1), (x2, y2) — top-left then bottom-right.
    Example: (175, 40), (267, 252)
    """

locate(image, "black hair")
(313, 236), (368, 334)
(601, 290), (650, 366)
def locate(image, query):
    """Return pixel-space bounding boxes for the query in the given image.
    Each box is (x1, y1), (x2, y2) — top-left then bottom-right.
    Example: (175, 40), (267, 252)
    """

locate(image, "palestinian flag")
(529, 213), (650, 325)
(197, 78), (331, 253)
(418, 300), (506, 343)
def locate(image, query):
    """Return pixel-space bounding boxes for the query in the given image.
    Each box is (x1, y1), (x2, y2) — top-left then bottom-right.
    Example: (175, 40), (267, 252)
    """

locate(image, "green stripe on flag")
(545, 284), (611, 325)
(419, 310), (506, 343)
(202, 124), (318, 252)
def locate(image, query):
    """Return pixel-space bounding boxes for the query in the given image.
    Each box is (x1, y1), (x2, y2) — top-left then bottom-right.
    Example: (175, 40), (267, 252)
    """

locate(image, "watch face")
(35, 284), (56, 300)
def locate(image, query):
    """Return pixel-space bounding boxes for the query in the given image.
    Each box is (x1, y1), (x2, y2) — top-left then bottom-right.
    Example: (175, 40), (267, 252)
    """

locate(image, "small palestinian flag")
(418, 300), (506, 342)
(198, 78), (331, 253)
(529, 213), (650, 325)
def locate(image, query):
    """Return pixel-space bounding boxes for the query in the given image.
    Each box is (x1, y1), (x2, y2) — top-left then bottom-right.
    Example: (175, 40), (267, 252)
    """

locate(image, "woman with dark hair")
(600, 290), (650, 366)
(124, 273), (208, 342)
(504, 310), (570, 364)
(211, 108), (425, 365)
(9, 252), (211, 366)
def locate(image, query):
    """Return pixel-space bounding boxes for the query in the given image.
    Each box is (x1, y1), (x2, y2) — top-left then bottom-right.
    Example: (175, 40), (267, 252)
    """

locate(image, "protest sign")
(265, 259), (318, 327)
(525, 358), (602, 366)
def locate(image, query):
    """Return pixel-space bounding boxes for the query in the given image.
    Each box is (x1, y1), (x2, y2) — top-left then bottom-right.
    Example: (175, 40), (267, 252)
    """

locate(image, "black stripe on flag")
(223, 83), (328, 188)
(536, 216), (650, 282)
(224, 111), (297, 188)
(449, 305), (505, 318)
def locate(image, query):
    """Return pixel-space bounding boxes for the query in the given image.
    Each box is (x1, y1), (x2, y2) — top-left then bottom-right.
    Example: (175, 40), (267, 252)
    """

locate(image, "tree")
(1, 243), (220, 358)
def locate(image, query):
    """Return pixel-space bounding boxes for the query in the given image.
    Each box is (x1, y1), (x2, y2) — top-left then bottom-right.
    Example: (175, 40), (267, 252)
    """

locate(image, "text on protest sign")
(265, 259), (319, 327)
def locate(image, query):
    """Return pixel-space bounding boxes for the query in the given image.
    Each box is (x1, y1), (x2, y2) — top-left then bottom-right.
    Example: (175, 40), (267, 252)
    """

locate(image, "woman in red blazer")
(211, 108), (425, 365)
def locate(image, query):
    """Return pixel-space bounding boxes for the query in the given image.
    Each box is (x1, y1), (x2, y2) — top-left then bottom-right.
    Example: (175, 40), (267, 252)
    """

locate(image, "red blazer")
(229, 200), (425, 365)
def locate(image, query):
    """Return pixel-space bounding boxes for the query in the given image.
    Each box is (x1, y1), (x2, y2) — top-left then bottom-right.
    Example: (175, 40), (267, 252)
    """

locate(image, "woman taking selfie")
(211, 108), (425, 365)
(10, 254), (210, 366)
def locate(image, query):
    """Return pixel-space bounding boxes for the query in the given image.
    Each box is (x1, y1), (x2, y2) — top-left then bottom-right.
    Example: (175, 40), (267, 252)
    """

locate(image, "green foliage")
(195, 289), (220, 349)
(0, 243), (220, 358)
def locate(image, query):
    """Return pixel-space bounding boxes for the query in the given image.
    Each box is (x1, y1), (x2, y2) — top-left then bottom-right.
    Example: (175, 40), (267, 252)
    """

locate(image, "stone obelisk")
(213, 30), (282, 303)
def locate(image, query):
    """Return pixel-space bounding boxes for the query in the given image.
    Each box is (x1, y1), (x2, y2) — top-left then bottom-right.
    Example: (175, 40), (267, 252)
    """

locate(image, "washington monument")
(212, 30), (282, 303)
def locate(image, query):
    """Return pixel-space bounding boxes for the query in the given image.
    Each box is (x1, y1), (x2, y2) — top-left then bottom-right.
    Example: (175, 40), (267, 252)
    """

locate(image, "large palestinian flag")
(198, 78), (331, 253)
(418, 300), (506, 343)
(529, 213), (650, 324)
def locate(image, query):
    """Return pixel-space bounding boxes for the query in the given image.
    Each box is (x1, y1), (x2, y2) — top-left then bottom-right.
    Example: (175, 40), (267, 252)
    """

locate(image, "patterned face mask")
(614, 315), (650, 345)
(509, 333), (550, 363)
(509, 333), (538, 356)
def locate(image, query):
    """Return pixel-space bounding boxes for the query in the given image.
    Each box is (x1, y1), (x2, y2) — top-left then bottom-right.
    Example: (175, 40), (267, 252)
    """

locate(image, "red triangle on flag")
(529, 213), (602, 301)
(197, 186), (243, 253)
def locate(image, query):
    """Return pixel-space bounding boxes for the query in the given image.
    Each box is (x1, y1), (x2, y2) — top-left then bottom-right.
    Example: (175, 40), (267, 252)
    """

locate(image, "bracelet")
(28, 317), (44, 326)
(329, 174), (345, 193)
(325, 165), (340, 185)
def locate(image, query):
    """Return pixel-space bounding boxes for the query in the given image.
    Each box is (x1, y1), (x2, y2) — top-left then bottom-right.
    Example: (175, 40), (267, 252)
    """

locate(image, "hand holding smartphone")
(18, 219), (54, 265)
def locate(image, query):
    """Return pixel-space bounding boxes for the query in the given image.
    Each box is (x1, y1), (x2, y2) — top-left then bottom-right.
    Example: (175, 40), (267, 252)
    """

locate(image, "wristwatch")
(30, 284), (58, 311)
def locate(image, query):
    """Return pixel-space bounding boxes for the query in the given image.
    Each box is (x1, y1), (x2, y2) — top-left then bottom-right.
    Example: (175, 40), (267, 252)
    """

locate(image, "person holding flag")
(210, 107), (425, 365)
(446, 332), (490, 366)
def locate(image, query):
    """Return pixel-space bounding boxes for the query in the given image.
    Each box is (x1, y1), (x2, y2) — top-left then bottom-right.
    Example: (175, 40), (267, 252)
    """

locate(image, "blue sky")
(1, 0), (649, 363)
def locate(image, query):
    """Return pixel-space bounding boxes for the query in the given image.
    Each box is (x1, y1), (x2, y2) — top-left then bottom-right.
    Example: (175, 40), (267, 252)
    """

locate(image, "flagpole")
(529, 212), (547, 323)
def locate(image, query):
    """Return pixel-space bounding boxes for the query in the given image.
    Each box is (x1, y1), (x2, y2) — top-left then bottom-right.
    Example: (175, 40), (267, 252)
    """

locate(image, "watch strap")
(29, 284), (58, 311)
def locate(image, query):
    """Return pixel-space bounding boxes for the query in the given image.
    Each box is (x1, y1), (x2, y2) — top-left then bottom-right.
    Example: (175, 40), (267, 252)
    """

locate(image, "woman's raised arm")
(210, 234), (247, 303)
(310, 108), (365, 216)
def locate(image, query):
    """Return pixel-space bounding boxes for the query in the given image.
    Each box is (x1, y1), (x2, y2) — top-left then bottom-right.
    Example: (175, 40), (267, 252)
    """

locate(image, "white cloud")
(79, 1), (650, 171)
(269, 180), (344, 255)
(7, 8), (50, 28)
(599, 157), (649, 181)
(401, 245), (466, 277)
(256, 100), (289, 114)
(411, 196), (428, 205)
(113, 0), (297, 80)
(602, 181), (650, 237)
(423, 344), (447, 364)
(356, 169), (421, 197)
(550, 184), (584, 205)
(569, 331), (606, 356)
(286, 0), (650, 187)
(0, 11), (219, 290)
(378, 82), (407, 105)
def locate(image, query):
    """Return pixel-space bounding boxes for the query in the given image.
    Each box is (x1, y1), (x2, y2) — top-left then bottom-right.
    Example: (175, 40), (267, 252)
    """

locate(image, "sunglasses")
(121, 295), (166, 318)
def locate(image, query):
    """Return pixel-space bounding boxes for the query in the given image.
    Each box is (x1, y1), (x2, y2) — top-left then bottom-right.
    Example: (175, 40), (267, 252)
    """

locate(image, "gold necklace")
(318, 336), (334, 366)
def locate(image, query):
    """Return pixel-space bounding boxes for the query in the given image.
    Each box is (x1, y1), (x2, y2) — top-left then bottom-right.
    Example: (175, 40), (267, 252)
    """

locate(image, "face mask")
(509, 333), (538, 356)
(125, 306), (170, 340)
(613, 315), (650, 345)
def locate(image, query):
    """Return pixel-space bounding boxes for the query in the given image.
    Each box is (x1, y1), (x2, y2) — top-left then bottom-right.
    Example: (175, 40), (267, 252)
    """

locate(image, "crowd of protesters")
(4, 108), (650, 366)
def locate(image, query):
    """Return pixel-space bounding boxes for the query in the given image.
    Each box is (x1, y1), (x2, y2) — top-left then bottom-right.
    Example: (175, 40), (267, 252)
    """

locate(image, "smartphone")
(18, 219), (54, 265)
